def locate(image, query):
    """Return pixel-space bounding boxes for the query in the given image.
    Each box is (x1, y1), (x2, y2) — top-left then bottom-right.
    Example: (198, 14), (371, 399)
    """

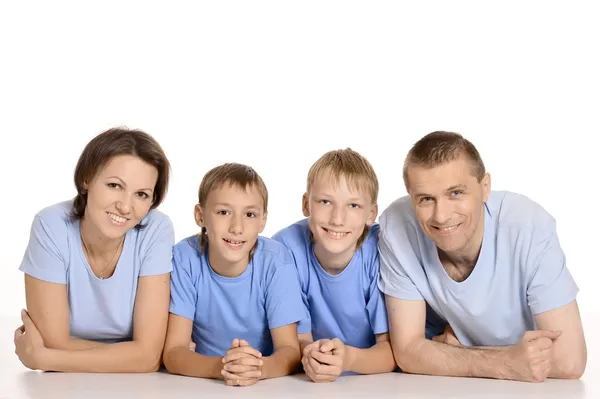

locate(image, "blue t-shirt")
(19, 200), (174, 342)
(378, 191), (579, 346)
(169, 235), (307, 357)
(272, 219), (388, 349)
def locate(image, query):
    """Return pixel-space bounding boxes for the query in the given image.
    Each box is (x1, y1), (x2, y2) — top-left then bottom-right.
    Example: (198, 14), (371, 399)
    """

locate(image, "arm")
(39, 274), (171, 372)
(344, 333), (396, 374)
(535, 300), (586, 379)
(386, 296), (558, 382)
(298, 332), (314, 354)
(25, 274), (106, 350)
(162, 313), (224, 378)
(261, 323), (301, 379)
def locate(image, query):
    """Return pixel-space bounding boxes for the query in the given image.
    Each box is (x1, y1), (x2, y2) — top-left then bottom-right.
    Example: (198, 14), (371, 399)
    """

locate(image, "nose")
(115, 192), (132, 214)
(329, 205), (346, 226)
(432, 200), (452, 225)
(228, 213), (243, 235)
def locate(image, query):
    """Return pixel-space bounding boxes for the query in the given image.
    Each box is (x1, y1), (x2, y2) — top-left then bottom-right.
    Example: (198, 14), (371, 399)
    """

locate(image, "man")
(378, 131), (586, 382)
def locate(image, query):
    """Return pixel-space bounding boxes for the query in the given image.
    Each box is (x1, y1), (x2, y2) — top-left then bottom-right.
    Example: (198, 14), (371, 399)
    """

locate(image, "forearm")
(398, 339), (513, 379)
(48, 337), (108, 351)
(163, 347), (223, 379)
(40, 341), (161, 373)
(345, 341), (396, 374)
(261, 345), (301, 379)
(548, 352), (587, 379)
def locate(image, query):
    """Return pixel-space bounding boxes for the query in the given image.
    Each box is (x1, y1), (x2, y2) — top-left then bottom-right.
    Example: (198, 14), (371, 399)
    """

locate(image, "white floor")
(1, 313), (598, 399)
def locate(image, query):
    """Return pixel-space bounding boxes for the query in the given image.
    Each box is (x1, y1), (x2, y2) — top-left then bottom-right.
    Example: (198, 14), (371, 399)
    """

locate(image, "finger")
(309, 356), (341, 376)
(239, 339), (250, 347)
(223, 364), (259, 374)
(14, 325), (25, 340)
(227, 357), (264, 367)
(231, 338), (239, 348)
(236, 378), (259, 387)
(221, 369), (261, 381)
(311, 350), (342, 367)
(223, 347), (262, 362)
(524, 330), (562, 341)
(303, 342), (319, 357)
(319, 340), (333, 353)
(533, 337), (554, 351)
(21, 310), (34, 329)
(539, 347), (553, 360)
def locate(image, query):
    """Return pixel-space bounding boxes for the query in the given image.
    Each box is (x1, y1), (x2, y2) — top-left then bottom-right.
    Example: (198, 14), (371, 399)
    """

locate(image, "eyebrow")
(413, 184), (468, 198)
(107, 176), (154, 192)
(214, 202), (261, 211)
(314, 193), (366, 202)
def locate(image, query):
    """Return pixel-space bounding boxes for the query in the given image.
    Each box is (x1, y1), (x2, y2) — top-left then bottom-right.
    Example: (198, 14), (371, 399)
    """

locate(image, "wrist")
(344, 345), (357, 372)
(38, 347), (54, 371)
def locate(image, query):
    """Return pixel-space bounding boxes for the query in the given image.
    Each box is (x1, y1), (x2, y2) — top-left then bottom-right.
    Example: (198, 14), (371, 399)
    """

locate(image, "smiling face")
(406, 156), (490, 259)
(303, 171), (377, 270)
(83, 154), (158, 240)
(195, 182), (267, 276)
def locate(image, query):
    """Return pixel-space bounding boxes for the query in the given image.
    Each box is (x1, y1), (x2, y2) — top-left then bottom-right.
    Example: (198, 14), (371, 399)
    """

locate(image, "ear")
(366, 203), (378, 226)
(481, 173), (491, 202)
(302, 193), (310, 217)
(258, 211), (268, 234)
(194, 204), (205, 227)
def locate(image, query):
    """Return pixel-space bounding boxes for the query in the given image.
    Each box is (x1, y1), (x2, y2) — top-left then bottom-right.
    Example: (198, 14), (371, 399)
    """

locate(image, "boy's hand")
(221, 339), (263, 386)
(302, 338), (346, 382)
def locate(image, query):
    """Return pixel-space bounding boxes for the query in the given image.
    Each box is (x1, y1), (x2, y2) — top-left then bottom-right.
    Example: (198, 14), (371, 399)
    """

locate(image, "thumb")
(524, 329), (562, 341)
(239, 339), (250, 347)
(21, 309), (34, 329)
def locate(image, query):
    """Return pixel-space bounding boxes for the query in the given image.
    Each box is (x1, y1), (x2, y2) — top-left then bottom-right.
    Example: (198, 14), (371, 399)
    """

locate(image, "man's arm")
(37, 274), (171, 372)
(386, 296), (559, 382)
(261, 323), (301, 379)
(162, 313), (225, 379)
(534, 300), (586, 379)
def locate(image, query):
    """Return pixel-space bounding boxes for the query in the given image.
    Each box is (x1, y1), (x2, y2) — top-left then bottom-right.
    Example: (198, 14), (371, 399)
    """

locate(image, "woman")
(14, 127), (174, 373)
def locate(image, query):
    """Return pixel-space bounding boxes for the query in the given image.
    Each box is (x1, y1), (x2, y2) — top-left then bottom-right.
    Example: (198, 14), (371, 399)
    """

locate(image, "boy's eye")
(319, 200), (330, 205)
(246, 212), (256, 218)
(349, 203), (360, 209)
(217, 210), (229, 215)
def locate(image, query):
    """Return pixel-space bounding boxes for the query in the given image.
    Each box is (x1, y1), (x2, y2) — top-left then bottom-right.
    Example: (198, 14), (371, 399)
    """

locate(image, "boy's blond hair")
(306, 148), (379, 247)
(197, 163), (268, 254)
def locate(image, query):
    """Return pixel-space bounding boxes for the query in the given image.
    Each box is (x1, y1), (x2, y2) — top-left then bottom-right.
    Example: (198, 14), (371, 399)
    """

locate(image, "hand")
(506, 330), (562, 382)
(14, 309), (48, 371)
(221, 339), (263, 387)
(188, 340), (196, 352)
(302, 338), (346, 383)
(432, 324), (460, 346)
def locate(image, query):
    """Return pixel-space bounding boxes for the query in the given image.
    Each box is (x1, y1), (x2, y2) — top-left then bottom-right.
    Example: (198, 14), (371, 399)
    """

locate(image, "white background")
(0, 0), (598, 379)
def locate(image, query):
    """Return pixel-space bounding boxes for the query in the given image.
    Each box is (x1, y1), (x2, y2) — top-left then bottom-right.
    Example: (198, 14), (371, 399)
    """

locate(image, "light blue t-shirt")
(169, 235), (307, 357)
(272, 219), (388, 349)
(19, 200), (174, 342)
(378, 190), (579, 347)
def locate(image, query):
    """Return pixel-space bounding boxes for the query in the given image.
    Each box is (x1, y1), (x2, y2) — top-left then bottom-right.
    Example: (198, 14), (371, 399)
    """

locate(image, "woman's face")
(83, 155), (158, 240)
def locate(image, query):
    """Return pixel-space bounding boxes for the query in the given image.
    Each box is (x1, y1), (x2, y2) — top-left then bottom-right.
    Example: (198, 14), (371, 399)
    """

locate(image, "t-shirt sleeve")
(365, 249), (389, 335)
(139, 214), (175, 276)
(168, 244), (197, 320)
(19, 215), (67, 284)
(377, 227), (423, 301)
(526, 220), (579, 315)
(271, 231), (312, 334)
(264, 251), (308, 330)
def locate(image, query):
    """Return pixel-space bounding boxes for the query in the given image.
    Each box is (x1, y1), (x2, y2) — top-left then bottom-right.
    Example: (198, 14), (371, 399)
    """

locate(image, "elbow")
(555, 358), (587, 380)
(391, 344), (419, 373)
(138, 347), (163, 373)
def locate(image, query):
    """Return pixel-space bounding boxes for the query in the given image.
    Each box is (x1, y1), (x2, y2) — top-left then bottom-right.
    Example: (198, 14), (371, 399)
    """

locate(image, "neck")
(80, 216), (123, 255)
(207, 245), (249, 278)
(438, 207), (486, 272)
(313, 242), (355, 275)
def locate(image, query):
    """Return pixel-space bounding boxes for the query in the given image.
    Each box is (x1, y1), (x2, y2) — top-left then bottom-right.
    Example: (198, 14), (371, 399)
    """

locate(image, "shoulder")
(32, 200), (76, 240)
(271, 219), (310, 249)
(489, 190), (556, 231)
(378, 195), (423, 249)
(255, 236), (295, 265)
